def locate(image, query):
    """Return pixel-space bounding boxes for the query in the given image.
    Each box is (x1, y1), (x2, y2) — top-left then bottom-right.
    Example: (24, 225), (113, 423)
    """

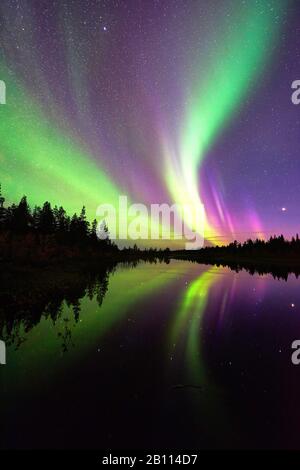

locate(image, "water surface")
(1, 260), (300, 449)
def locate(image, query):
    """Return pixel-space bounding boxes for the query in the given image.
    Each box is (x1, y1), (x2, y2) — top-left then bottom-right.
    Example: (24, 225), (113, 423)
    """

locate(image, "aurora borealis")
(3, 0), (300, 452)
(0, 0), (299, 246)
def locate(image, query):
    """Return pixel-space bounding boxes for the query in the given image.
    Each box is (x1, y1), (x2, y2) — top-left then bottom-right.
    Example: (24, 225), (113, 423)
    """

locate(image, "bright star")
(103, 26), (107, 31)
(281, 207), (287, 212)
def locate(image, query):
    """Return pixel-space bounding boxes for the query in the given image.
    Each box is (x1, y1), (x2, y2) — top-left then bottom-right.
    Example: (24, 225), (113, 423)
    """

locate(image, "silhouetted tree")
(38, 201), (55, 233)
(11, 196), (31, 232)
(0, 185), (119, 262)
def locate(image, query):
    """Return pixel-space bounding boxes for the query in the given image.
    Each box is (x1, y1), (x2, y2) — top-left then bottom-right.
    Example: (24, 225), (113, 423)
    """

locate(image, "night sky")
(0, 0), (299, 245)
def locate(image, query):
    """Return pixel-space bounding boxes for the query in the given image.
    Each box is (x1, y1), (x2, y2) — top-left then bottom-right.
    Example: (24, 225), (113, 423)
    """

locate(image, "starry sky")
(0, 0), (299, 246)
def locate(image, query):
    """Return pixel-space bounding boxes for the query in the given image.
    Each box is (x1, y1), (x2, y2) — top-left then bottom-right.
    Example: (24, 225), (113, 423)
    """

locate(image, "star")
(281, 207), (287, 212)
(103, 26), (108, 31)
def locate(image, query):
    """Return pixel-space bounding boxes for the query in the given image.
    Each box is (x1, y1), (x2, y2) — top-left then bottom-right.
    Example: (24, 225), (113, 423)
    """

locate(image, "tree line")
(0, 185), (118, 261)
(0, 186), (112, 244)
(0, 186), (172, 263)
(199, 235), (300, 258)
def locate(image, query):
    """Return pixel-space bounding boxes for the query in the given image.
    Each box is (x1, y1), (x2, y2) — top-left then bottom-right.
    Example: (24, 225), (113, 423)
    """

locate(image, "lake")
(1, 259), (300, 449)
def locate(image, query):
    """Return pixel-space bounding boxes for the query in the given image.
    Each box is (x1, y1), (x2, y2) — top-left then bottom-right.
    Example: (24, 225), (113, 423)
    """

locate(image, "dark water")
(1, 260), (300, 449)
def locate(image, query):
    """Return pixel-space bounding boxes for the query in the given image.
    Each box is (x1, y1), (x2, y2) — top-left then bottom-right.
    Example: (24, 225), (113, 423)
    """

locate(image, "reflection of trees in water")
(1, 256), (294, 353)
(0, 263), (115, 352)
(208, 260), (300, 281)
(58, 318), (74, 353)
(179, 258), (300, 282)
(0, 258), (168, 353)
